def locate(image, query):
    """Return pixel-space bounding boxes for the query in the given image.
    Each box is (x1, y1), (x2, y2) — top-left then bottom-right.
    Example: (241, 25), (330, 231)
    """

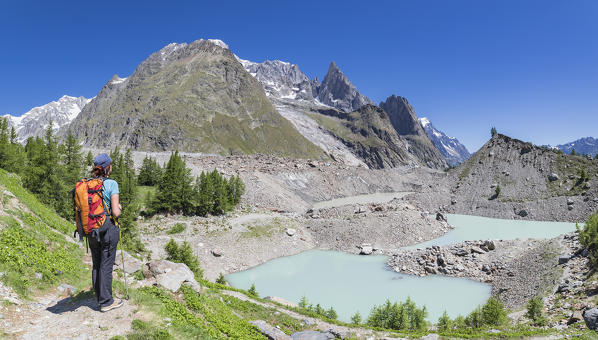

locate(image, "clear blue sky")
(1, 0), (596, 152)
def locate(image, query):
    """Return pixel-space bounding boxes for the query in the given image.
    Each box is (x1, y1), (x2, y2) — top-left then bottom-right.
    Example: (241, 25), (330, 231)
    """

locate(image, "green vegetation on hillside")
(0, 169), (87, 297)
(578, 211), (598, 267)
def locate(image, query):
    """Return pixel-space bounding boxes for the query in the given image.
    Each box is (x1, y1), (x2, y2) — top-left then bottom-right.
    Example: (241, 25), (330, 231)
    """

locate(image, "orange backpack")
(73, 178), (109, 240)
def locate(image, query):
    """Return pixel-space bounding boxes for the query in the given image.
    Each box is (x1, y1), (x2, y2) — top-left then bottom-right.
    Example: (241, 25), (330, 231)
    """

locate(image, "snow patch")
(207, 39), (229, 49)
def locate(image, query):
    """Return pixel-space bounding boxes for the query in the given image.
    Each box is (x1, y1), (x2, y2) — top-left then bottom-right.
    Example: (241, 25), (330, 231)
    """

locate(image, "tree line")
(147, 150), (244, 217)
(0, 118), (245, 253)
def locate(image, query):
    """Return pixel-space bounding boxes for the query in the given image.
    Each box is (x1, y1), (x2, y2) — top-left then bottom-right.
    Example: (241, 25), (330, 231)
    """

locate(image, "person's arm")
(111, 194), (121, 218)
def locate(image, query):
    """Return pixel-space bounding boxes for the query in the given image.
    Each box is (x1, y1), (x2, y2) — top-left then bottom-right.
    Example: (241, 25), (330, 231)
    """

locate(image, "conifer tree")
(152, 151), (193, 214)
(60, 129), (83, 185)
(86, 151), (94, 167)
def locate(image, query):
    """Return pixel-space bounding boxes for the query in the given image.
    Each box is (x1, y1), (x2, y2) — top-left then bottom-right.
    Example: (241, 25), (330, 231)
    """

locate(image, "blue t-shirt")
(102, 178), (119, 212)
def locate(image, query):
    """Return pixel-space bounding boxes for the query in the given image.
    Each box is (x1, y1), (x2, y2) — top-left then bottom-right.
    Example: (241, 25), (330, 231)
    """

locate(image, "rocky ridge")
(380, 95), (446, 169)
(313, 61), (374, 113)
(419, 117), (471, 166)
(411, 133), (598, 222)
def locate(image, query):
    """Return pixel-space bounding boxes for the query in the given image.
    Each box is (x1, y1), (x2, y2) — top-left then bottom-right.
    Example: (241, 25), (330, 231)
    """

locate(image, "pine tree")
(138, 155), (162, 186)
(571, 148), (578, 156)
(60, 129), (83, 185)
(350, 311), (362, 325)
(86, 151), (94, 167)
(491, 127), (497, 137)
(152, 151), (193, 214)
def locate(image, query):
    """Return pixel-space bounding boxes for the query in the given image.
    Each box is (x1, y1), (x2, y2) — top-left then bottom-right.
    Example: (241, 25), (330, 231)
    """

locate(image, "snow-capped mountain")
(556, 137), (598, 157)
(239, 59), (315, 101)
(3, 95), (91, 142)
(419, 117), (470, 166)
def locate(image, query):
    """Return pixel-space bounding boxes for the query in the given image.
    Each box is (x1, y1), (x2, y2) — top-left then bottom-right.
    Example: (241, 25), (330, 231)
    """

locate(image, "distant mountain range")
(4, 38), (485, 169)
(556, 137), (598, 157)
(419, 117), (471, 166)
(3, 95), (90, 142)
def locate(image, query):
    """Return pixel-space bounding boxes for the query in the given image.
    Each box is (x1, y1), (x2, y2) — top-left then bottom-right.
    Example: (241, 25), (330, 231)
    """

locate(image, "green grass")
(0, 170), (87, 297)
(166, 223), (186, 235)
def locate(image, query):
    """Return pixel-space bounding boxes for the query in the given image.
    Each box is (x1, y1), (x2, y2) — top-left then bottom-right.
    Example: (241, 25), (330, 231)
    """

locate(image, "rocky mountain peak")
(419, 117), (470, 166)
(240, 59), (314, 101)
(379, 95), (446, 169)
(314, 61), (373, 112)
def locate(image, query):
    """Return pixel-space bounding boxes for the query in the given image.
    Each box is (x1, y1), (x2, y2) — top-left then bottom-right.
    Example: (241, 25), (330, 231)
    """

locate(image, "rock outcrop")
(141, 260), (201, 293)
(313, 61), (373, 113)
(419, 117), (471, 166)
(379, 95), (447, 169)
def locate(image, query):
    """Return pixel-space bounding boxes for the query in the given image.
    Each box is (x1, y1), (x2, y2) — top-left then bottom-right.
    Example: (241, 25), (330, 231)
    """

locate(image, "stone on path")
(285, 228), (296, 236)
(359, 244), (373, 255)
(250, 320), (291, 340)
(291, 331), (335, 340)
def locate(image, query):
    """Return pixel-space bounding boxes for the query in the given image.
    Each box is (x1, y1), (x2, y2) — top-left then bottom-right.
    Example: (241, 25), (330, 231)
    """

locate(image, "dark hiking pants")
(88, 220), (120, 308)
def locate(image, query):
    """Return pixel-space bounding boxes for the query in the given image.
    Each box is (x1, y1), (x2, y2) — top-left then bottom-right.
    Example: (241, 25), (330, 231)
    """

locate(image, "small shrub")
(578, 212), (598, 267)
(526, 296), (546, 326)
(248, 283), (258, 297)
(350, 311), (362, 325)
(367, 297), (427, 331)
(166, 223), (186, 235)
(481, 297), (507, 326)
(491, 127), (497, 137)
(437, 310), (451, 331)
(164, 239), (203, 279)
(216, 273), (227, 285)
(495, 185), (501, 197)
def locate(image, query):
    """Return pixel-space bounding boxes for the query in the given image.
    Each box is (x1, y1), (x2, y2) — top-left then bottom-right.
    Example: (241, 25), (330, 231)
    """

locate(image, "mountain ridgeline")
(5, 38), (472, 169)
(67, 39), (325, 159)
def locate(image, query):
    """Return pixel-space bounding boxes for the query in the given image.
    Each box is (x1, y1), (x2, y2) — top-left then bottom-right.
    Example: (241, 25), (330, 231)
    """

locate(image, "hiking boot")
(100, 298), (123, 312)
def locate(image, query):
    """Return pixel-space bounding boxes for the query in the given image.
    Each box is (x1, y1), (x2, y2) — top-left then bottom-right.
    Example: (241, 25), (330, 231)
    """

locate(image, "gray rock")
(584, 307), (598, 330)
(58, 284), (77, 295)
(568, 205), (574, 211)
(291, 331), (334, 340)
(558, 255), (570, 265)
(285, 228), (296, 236)
(35, 272), (43, 280)
(517, 209), (528, 217)
(436, 212), (447, 222)
(548, 173), (559, 181)
(568, 311), (583, 325)
(470, 247), (484, 254)
(454, 248), (468, 256)
(424, 266), (437, 274)
(114, 250), (144, 274)
(250, 320), (292, 340)
(142, 260), (201, 292)
(212, 249), (223, 257)
(567, 198), (574, 205)
(436, 254), (446, 267)
(360, 244), (373, 255)
(484, 240), (496, 250)
(557, 284), (571, 293)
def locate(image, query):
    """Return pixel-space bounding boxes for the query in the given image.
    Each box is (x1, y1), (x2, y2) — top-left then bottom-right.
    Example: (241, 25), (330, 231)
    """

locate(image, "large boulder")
(359, 244), (373, 255)
(290, 331), (335, 340)
(584, 307), (598, 330)
(142, 260), (201, 293)
(251, 320), (292, 340)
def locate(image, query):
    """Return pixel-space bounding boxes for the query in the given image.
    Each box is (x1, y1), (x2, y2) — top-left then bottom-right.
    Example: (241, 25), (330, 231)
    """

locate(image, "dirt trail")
(2, 288), (139, 340)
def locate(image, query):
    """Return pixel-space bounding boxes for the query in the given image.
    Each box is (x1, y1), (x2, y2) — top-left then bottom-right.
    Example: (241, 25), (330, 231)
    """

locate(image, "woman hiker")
(90, 153), (124, 312)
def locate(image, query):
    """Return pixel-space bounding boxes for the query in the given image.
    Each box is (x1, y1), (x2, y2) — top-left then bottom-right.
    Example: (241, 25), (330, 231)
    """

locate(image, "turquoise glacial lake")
(403, 214), (579, 250)
(227, 214), (579, 322)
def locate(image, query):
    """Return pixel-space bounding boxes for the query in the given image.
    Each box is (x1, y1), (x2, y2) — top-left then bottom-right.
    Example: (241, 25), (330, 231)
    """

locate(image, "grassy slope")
(0, 169), (87, 297)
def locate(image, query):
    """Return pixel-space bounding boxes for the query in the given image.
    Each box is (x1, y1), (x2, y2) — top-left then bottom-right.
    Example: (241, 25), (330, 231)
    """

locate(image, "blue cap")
(93, 153), (112, 170)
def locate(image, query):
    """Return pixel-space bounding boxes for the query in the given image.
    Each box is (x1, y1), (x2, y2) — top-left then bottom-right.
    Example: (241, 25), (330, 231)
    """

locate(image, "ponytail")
(92, 165), (105, 178)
